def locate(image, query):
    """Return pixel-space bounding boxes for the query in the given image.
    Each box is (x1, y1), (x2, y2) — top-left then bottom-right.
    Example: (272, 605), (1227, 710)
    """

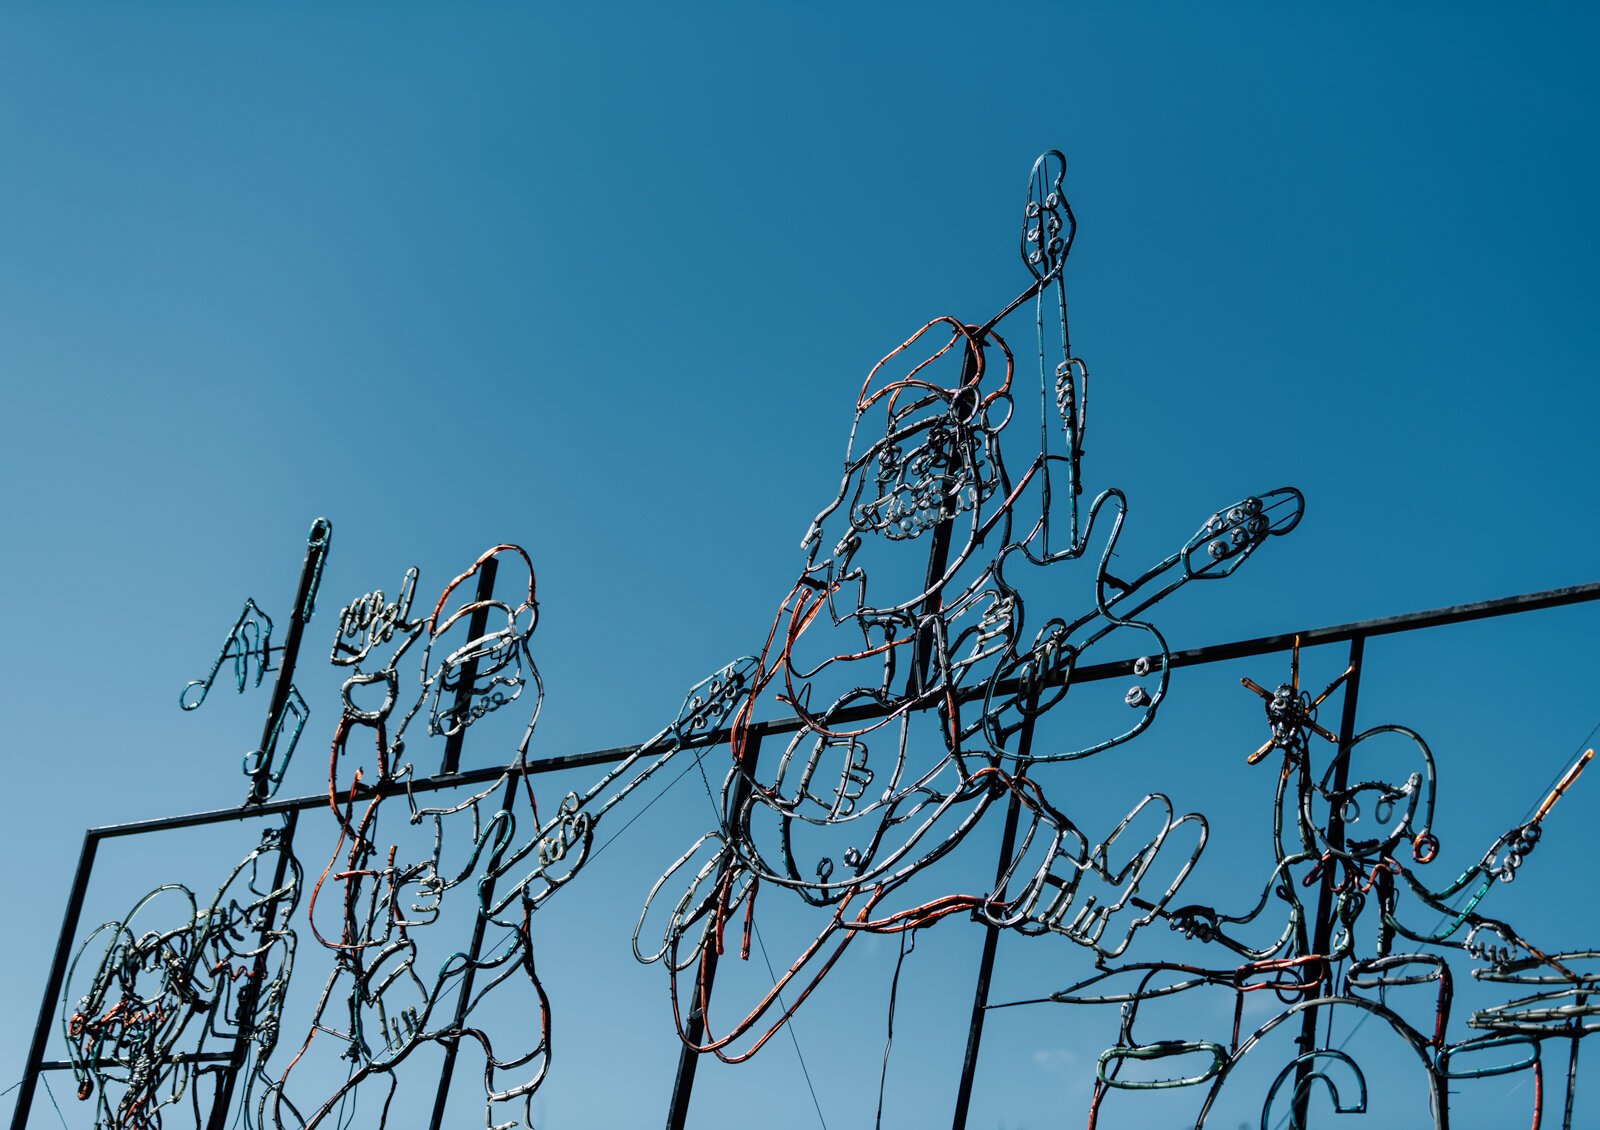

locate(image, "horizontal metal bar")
(85, 578), (1600, 840)
(744, 577), (1600, 732)
(1148, 577), (1600, 672)
(37, 1053), (238, 1070)
(89, 741), (683, 838)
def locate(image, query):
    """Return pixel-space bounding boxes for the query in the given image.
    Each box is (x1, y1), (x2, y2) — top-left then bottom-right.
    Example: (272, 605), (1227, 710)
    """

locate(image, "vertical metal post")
(251, 518), (331, 803)
(205, 810), (299, 1130)
(911, 328), (981, 698)
(949, 791), (1023, 1130)
(950, 693), (1037, 1130)
(440, 555), (499, 776)
(665, 731), (762, 1130)
(425, 553), (499, 1125)
(1563, 995), (1585, 1130)
(1291, 635), (1364, 1129)
(934, 330), (997, 1129)
(427, 766), (517, 1129)
(11, 831), (100, 1130)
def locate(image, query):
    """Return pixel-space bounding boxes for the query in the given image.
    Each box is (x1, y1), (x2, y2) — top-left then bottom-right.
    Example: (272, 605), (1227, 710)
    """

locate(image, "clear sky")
(2, 3), (1599, 1128)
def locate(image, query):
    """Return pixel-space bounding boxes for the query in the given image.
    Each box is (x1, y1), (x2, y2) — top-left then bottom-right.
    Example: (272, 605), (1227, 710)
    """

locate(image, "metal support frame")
(250, 520), (329, 804)
(664, 732), (764, 1130)
(1564, 993), (1586, 1130)
(440, 555), (499, 777)
(950, 781), (1024, 1130)
(428, 772), (519, 1130)
(951, 688), (1040, 1130)
(13, 833), (98, 1130)
(13, 578), (1600, 1129)
(1291, 637), (1364, 1129)
(205, 810), (300, 1130)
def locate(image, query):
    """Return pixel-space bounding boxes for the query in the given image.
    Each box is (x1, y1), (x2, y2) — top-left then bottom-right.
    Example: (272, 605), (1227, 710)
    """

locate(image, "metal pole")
(950, 694), (1037, 1130)
(665, 731), (762, 1130)
(23, 578), (1600, 1129)
(936, 330), (1000, 1129)
(251, 518), (331, 803)
(1562, 994), (1585, 1130)
(427, 773), (519, 1130)
(72, 578), (1600, 844)
(205, 810), (299, 1130)
(425, 551), (506, 1127)
(1290, 635), (1364, 1130)
(949, 789), (1024, 1130)
(910, 328), (981, 699)
(11, 831), (100, 1130)
(440, 555), (499, 776)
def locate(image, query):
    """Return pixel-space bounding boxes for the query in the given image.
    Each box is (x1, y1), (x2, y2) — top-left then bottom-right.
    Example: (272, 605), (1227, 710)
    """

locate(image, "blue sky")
(3, 4), (1599, 1128)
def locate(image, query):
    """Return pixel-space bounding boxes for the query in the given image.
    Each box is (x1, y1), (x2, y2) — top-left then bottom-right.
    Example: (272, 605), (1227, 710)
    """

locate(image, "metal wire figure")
(265, 545), (550, 1130)
(1056, 641), (1595, 1129)
(63, 828), (300, 1130)
(60, 149), (1597, 1130)
(633, 150), (1303, 1064)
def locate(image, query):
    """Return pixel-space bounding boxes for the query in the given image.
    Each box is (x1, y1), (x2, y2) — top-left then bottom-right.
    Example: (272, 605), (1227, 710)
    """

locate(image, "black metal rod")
(24, 576), (1600, 1127)
(664, 731), (762, 1130)
(1563, 998), (1585, 1130)
(76, 578), (1600, 843)
(204, 810), (299, 1130)
(910, 331), (979, 698)
(11, 831), (100, 1130)
(440, 556), (499, 776)
(1291, 635), (1365, 1130)
(424, 550), (502, 1126)
(950, 788), (1023, 1130)
(951, 689), (1039, 1130)
(35, 1052), (238, 1071)
(85, 741), (667, 839)
(428, 771), (520, 1130)
(251, 518), (331, 803)
(1152, 578), (1600, 671)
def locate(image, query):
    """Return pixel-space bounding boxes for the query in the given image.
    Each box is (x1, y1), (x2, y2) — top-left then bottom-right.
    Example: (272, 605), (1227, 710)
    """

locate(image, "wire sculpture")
(60, 518), (330, 1130)
(40, 150), (1599, 1130)
(63, 827), (300, 1130)
(265, 545), (758, 1129)
(180, 519), (332, 803)
(631, 149), (1303, 1065)
(263, 544), (550, 1130)
(1050, 639), (1596, 1129)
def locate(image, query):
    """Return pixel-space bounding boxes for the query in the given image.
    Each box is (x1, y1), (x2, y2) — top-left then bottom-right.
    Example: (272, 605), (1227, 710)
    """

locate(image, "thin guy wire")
(749, 917), (831, 1130)
(39, 1073), (69, 1130)
(875, 931), (917, 1129)
(692, 740), (831, 1130)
